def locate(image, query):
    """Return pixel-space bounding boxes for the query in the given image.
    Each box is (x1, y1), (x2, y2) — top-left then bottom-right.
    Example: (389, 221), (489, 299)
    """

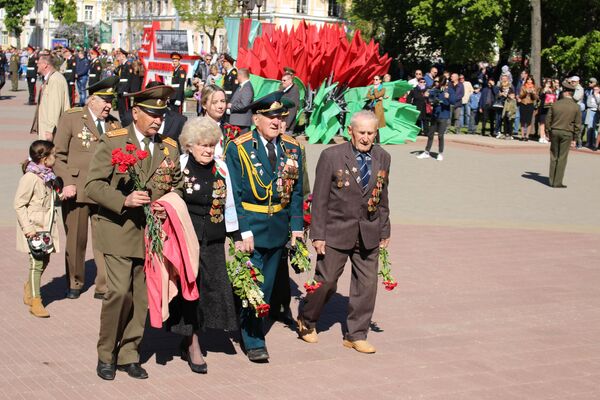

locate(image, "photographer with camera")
(417, 76), (450, 161)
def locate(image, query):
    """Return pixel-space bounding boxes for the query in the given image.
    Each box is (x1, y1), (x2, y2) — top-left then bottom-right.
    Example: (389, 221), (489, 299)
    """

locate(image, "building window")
(157, 0), (162, 15)
(1, 32), (8, 45)
(84, 5), (94, 21)
(296, 0), (307, 14)
(328, 0), (341, 17)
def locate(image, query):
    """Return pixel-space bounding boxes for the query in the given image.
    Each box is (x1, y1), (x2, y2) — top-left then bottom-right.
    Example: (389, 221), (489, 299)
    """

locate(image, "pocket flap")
(70, 168), (80, 177)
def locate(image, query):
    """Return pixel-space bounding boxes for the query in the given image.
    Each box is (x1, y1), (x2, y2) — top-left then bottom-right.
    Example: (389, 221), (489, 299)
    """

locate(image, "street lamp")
(238, 0), (263, 20)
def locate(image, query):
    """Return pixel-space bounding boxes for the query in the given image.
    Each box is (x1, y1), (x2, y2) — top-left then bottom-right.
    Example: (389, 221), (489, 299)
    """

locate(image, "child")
(468, 84), (481, 134)
(501, 90), (517, 140)
(14, 140), (61, 318)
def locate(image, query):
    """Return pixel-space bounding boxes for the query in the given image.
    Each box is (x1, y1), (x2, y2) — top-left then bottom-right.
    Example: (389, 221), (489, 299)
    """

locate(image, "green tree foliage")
(50, 0), (78, 25)
(542, 32), (600, 77)
(53, 24), (100, 49)
(173, 0), (237, 47)
(0, 0), (35, 46)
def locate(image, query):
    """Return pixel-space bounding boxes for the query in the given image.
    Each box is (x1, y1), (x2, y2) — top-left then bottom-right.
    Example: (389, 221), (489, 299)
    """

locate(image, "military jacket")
(26, 55), (37, 79)
(85, 125), (184, 258)
(116, 61), (132, 94)
(171, 65), (186, 104)
(223, 68), (239, 100)
(88, 58), (103, 87)
(225, 130), (303, 249)
(62, 57), (76, 83)
(54, 106), (121, 203)
(9, 53), (19, 72)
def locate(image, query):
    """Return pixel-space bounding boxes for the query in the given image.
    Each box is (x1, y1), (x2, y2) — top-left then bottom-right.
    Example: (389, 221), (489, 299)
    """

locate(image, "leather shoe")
(66, 289), (81, 299)
(93, 292), (106, 300)
(246, 347), (269, 362)
(96, 360), (116, 380)
(552, 184), (567, 188)
(343, 339), (376, 354)
(117, 363), (148, 379)
(297, 318), (318, 343)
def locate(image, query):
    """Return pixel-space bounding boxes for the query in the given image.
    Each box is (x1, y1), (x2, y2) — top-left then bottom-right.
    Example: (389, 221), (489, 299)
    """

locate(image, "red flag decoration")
(237, 20), (390, 89)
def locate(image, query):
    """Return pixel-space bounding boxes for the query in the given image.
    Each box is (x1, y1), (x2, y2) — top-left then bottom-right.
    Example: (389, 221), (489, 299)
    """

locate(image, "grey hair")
(179, 116), (222, 153)
(349, 110), (379, 128)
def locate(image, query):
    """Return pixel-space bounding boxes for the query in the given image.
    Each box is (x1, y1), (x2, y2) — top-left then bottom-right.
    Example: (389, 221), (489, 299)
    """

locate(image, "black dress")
(166, 157), (238, 335)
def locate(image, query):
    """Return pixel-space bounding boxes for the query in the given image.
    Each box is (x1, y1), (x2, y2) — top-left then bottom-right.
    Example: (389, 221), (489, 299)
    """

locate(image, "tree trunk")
(530, 0), (542, 84)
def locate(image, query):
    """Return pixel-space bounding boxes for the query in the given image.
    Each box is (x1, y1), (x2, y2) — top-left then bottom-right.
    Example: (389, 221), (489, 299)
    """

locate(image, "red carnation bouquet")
(378, 248), (397, 291)
(111, 144), (164, 259)
(223, 124), (242, 141)
(303, 194), (312, 227)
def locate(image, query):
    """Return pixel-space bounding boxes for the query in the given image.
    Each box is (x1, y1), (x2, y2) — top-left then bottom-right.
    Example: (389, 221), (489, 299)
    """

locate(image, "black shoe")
(180, 341), (207, 374)
(96, 360), (116, 380)
(117, 363), (148, 379)
(66, 289), (81, 299)
(269, 309), (295, 326)
(246, 347), (269, 362)
(94, 292), (106, 300)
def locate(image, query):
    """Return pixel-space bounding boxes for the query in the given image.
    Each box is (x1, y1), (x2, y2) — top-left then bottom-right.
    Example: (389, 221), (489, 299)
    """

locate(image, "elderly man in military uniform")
(61, 47), (77, 107)
(88, 47), (103, 87)
(54, 76), (121, 300)
(114, 48), (132, 122)
(86, 85), (183, 380)
(225, 92), (303, 362)
(25, 45), (38, 105)
(169, 52), (186, 113)
(222, 53), (238, 102)
(547, 80), (582, 188)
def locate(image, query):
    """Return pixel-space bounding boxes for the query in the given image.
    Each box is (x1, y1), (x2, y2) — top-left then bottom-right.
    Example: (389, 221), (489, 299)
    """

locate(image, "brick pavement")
(1, 83), (599, 399)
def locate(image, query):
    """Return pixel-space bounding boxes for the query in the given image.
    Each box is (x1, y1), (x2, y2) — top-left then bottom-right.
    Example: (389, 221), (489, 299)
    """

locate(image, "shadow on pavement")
(522, 171), (550, 186)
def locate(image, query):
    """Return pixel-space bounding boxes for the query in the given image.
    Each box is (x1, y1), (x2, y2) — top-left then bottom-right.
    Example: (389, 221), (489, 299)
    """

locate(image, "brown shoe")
(343, 339), (376, 354)
(23, 281), (32, 306)
(30, 297), (49, 318)
(297, 318), (318, 343)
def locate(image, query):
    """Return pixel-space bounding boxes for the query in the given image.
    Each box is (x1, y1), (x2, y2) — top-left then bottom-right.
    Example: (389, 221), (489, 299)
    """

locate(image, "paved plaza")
(1, 84), (599, 399)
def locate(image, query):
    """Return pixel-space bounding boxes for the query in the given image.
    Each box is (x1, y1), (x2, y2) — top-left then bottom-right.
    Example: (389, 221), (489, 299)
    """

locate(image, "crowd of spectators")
(406, 65), (600, 151)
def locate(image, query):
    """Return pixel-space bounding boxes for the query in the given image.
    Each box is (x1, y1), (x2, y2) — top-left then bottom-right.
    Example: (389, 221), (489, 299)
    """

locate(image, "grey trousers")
(301, 243), (379, 341)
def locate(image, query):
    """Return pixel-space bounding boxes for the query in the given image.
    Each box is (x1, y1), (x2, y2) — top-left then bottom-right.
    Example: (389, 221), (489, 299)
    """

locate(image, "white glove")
(174, 100), (181, 106)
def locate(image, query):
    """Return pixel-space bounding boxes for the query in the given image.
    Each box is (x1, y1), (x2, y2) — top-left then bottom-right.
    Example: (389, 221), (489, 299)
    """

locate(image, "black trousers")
(426, 118), (448, 153)
(117, 95), (128, 122)
(480, 106), (496, 135)
(27, 78), (36, 103)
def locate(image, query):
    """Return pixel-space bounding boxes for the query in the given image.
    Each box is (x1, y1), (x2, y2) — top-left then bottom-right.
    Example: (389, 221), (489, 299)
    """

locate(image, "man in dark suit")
(297, 110), (391, 354)
(227, 68), (253, 133)
(169, 52), (186, 113)
(114, 48), (132, 122)
(54, 76), (121, 300)
(25, 45), (38, 105)
(222, 53), (238, 102)
(280, 72), (300, 134)
(88, 47), (103, 87)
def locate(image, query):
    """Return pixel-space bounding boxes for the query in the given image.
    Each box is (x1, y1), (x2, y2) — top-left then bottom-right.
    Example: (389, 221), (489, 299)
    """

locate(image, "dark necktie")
(141, 137), (152, 173)
(96, 119), (103, 135)
(357, 153), (371, 191)
(266, 141), (276, 171)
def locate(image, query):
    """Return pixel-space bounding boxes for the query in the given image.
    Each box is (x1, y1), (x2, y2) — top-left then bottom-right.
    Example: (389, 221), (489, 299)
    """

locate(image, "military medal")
(193, 183), (200, 191)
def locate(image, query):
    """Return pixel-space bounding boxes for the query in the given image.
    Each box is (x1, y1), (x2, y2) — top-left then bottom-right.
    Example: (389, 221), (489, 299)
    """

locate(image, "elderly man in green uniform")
(547, 80), (582, 188)
(54, 76), (121, 300)
(86, 85), (183, 380)
(226, 92), (304, 362)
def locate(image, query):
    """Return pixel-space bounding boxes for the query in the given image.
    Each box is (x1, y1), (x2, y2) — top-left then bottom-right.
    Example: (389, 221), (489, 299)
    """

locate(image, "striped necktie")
(357, 152), (371, 191)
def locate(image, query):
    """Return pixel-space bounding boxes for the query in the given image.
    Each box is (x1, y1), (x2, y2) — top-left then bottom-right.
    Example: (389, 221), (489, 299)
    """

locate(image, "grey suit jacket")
(309, 141), (391, 250)
(229, 81), (254, 127)
(281, 84), (300, 132)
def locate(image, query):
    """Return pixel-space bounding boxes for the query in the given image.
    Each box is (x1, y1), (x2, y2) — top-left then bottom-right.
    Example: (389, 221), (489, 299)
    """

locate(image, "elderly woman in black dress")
(167, 116), (242, 373)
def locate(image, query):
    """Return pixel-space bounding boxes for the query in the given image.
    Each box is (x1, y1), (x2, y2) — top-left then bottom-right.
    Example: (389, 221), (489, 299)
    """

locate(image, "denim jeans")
(468, 109), (479, 133)
(513, 107), (520, 134)
(463, 104), (470, 129)
(77, 76), (88, 106)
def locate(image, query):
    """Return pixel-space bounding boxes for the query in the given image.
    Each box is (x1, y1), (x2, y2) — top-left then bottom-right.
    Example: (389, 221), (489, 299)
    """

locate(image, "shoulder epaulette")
(106, 128), (128, 138)
(234, 132), (253, 145)
(161, 136), (178, 148)
(281, 134), (299, 147)
(66, 107), (83, 114)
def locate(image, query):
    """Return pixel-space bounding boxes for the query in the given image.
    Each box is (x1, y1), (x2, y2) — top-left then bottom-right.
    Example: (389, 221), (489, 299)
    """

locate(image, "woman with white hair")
(166, 116), (241, 374)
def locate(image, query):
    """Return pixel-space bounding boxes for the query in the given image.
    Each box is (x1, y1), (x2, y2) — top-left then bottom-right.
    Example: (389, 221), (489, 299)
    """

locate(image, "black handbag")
(27, 191), (56, 260)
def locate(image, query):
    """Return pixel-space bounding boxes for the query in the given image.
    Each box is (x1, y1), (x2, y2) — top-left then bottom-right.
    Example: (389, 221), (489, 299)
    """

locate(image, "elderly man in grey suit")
(297, 110), (391, 354)
(227, 68), (254, 133)
(280, 72), (300, 135)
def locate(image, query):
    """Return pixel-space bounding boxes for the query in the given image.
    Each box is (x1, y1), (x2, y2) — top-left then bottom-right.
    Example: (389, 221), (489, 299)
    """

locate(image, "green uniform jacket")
(9, 53), (19, 73)
(85, 125), (184, 258)
(547, 96), (582, 135)
(225, 130), (304, 249)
